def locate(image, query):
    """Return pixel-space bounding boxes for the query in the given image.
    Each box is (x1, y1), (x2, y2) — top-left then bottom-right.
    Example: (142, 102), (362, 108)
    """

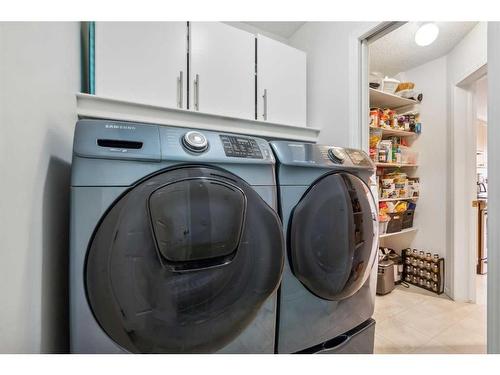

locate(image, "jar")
(425, 252), (432, 261)
(426, 271), (432, 280)
(426, 280), (432, 289)
(431, 263), (439, 273)
(432, 273), (439, 282)
(413, 276), (418, 284)
(432, 254), (440, 263)
(378, 149), (387, 163)
(419, 251), (425, 260)
(412, 258), (418, 267)
(419, 278), (425, 286)
(413, 266), (419, 275)
(405, 274), (412, 283)
(419, 260), (425, 268)
(406, 265), (412, 274)
(419, 269), (425, 278)
(432, 282), (438, 292)
(412, 249), (419, 257)
(425, 261), (432, 271)
(405, 257), (412, 265)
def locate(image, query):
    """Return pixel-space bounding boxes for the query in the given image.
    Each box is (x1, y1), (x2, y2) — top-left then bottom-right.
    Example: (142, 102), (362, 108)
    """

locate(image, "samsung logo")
(105, 124), (136, 130)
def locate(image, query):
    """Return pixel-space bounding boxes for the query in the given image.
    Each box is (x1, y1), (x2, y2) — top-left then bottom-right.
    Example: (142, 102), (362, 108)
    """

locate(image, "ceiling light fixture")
(415, 23), (439, 46)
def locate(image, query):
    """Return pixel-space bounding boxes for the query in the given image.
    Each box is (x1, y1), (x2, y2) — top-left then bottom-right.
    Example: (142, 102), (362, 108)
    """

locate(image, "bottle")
(396, 146), (402, 164)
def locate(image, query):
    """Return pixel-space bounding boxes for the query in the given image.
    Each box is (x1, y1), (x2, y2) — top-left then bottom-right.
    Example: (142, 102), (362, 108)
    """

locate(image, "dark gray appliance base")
(296, 319), (375, 354)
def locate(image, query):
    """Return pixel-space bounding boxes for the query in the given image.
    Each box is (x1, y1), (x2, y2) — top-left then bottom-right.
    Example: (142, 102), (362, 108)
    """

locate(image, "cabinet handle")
(263, 89), (268, 120)
(177, 71), (183, 109)
(194, 74), (200, 111)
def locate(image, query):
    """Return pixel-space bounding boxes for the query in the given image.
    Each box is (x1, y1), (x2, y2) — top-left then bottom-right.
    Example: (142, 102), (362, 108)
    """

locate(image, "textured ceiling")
(370, 22), (478, 77)
(243, 22), (305, 38)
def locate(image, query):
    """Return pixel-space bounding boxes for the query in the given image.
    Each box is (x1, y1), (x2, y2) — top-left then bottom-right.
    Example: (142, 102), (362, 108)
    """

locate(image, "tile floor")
(374, 275), (486, 354)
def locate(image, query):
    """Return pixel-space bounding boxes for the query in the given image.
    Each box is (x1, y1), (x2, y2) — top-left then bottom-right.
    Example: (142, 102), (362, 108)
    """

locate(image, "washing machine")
(70, 119), (284, 353)
(270, 141), (378, 354)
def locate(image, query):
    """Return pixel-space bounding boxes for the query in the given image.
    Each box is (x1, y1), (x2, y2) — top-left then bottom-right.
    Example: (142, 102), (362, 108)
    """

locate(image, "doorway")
(358, 22), (488, 353)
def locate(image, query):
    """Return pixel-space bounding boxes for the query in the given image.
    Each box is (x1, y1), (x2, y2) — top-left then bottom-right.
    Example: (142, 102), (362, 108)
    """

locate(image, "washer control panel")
(220, 135), (263, 159)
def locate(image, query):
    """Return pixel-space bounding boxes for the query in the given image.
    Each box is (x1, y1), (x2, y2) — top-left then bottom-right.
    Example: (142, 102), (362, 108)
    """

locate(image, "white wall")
(0, 22), (81, 353)
(290, 22), (377, 145)
(447, 22), (487, 301)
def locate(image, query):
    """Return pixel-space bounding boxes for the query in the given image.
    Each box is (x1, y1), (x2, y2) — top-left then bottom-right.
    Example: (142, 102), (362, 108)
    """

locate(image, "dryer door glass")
(289, 172), (377, 301)
(85, 166), (284, 353)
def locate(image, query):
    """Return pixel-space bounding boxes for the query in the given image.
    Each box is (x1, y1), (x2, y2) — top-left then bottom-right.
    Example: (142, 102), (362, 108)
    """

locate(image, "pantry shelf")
(379, 197), (419, 202)
(379, 227), (418, 238)
(369, 126), (418, 137)
(369, 88), (419, 109)
(375, 162), (418, 168)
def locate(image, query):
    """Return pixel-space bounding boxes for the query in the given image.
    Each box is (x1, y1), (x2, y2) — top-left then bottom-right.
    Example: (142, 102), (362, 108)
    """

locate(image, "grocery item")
(381, 77), (400, 94)
(395, 82), (415, 92)
(379, 140), (393, 163)
(370, 108), (380, 127)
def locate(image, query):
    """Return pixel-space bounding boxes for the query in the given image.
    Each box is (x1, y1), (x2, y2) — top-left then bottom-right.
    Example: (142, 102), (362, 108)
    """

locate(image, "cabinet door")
(257, 34), (306, 127)
(95, 22), (187, 108)
(190, 22), (254, 119)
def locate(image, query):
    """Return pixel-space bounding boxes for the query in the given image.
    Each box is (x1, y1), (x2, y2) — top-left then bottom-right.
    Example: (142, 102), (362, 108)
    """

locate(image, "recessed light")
(415, 23), (439, 47)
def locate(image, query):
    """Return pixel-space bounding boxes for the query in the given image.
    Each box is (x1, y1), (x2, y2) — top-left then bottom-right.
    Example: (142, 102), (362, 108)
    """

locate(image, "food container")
(431, 263), (439, 273)
(381, 77), (400, 94)
(432, 273), (439, 282)
(418, 260), (424, 268)
(405, 274), (412, 283)
(419, 251), (425, 260)
(432, 254), (440, 263)
(382, 178), (394, 189)
(379, 220), (388, 235)
(411, 258), (418, 267)
(419, 269), (425, 278)
(432, 282), (438, 292)
(426, 271), (431, 280)
(370, 108), (380, 127)
(413, 276), (418, 284)
(425, 261), (431, 270)
(419, 278), (426, 287)
(426, 280), (432, 289)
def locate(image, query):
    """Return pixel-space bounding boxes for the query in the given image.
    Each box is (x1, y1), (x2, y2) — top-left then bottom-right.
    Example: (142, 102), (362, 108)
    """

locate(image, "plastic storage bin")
(401, 210), (415, 229)
(386, 213), (403, 233)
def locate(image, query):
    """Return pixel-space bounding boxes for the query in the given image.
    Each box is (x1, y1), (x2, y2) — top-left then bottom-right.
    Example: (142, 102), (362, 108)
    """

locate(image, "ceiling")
(370, 22), (478, 77)
(243, 22), (305, 38)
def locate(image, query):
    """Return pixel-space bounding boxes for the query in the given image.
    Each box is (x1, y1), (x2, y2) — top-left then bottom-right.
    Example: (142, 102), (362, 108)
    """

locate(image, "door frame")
(487, 21), (500, 354)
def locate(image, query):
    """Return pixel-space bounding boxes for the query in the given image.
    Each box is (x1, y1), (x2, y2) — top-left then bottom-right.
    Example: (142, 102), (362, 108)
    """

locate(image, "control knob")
(182, 131), (208, 153)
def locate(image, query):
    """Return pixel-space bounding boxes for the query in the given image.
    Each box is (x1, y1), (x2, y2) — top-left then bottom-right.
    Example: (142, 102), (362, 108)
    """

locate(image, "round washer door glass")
(85, 166), (284, 353)
(289, 172), (377, 301)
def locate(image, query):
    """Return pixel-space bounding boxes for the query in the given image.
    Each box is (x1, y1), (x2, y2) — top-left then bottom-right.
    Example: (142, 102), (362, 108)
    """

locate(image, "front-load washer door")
(85, 166), (284, 353)
(289, 172), (377, 301)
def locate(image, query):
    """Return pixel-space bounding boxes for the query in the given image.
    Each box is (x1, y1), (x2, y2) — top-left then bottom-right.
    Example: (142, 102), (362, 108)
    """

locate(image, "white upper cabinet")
(95, 22), (187, 109)
(190, 22), (255, 119)
(257, 34), (307, 127)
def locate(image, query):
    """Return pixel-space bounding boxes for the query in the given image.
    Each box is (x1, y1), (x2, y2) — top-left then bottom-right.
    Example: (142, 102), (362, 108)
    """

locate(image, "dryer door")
(85, 166), (284, 353)
(289, 172), (377, 301)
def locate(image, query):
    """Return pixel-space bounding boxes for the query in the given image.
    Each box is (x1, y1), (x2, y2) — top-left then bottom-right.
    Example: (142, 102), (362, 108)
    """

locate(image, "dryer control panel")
(220, 135), (263, 159)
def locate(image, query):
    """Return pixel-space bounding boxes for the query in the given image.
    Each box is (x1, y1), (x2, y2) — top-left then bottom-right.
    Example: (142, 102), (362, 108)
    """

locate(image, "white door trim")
(487, 21), (500, 354)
